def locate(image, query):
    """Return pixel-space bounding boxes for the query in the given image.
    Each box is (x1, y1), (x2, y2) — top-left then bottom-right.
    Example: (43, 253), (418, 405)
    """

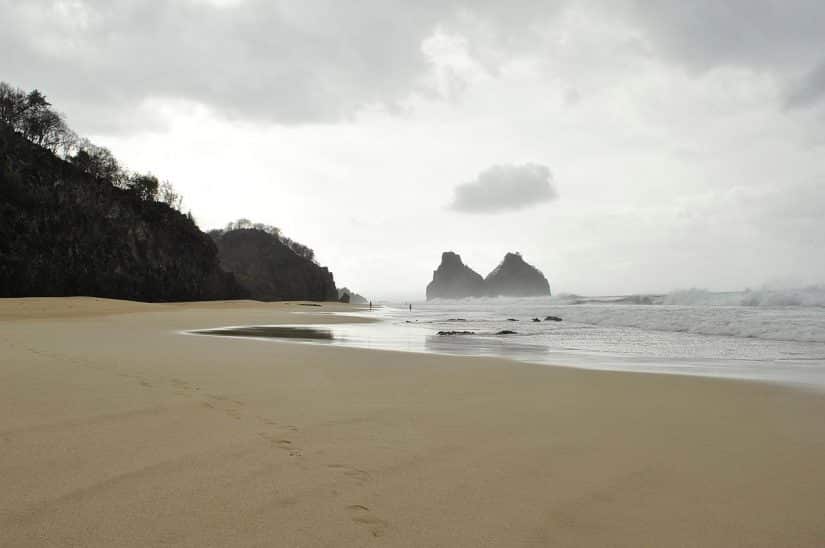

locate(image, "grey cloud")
(617, 1), (825, 71)
(450, 163), (558, 213)
(0, 0), (432, 131)
(785, 59), (825, 109)
(612, 1), (825, 110)
(0, 0), (560, 133)
(4, 0), (823, 133)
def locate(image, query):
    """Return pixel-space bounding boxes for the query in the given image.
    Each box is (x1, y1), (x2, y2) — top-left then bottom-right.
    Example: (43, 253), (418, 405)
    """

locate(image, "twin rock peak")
(426, 251), (551, 300)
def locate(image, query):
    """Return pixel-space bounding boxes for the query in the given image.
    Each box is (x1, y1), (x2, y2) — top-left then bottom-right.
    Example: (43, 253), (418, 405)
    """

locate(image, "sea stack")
(485, 252), (551, 297)
(426, 252), (486, 300)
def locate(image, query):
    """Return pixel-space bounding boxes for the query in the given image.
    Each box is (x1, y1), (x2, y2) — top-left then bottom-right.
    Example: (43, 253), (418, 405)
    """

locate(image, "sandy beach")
(1, 297), (824, 547)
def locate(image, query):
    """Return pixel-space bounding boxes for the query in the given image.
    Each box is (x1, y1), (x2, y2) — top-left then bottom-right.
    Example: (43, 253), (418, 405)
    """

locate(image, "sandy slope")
(1, 298), (824, 547)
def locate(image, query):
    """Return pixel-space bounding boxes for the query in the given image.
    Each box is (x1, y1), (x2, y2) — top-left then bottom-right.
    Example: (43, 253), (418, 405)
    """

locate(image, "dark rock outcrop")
(338, 287), (368, 304)
(545, 315), (563, 322)
(425, 250), (551, 299)
(484, 252), (551, 297)
(437, 330), (476, 336)
(496, 330), (517, 335)
(0, 124), (241, 301)
(425, 252), (486, 300)
(211, 228), (337, 301)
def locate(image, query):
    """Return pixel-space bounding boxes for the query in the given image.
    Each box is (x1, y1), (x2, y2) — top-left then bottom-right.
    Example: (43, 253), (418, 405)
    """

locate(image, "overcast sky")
(3, 0), (825, 299)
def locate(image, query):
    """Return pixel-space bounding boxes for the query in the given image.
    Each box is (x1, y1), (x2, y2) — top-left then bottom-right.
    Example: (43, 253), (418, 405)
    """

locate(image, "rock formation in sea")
(211, 228), (338, 301)
(426, 252), (487, 300)
(425, 251), (551, 299)
(0, 124), (241, 301)
(485, 252), (551, 297)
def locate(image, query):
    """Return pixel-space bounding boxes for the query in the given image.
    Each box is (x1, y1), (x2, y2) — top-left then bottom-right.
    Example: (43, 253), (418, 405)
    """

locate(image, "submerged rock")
(496, 330), (517, 335)
(485, 252), (551, 297)
(437, 330), (476, 336)
(532, 318), (541, 322)
(426, 252), (486, 300)
(506, 318), (519, 322)
(544, 315), (563, 322)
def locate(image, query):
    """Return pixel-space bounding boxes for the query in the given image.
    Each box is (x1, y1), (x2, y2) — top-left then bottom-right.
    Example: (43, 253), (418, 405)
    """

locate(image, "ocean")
(198, 288), (825, 389)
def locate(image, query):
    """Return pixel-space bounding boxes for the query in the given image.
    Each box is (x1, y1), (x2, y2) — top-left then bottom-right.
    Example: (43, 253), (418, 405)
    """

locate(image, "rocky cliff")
(425, 252), (486, 300)
(0, 124), (241, 301)
(211, 228), (337, 301)
(338, 287), (368, 304)
(485, 252), (551, 297)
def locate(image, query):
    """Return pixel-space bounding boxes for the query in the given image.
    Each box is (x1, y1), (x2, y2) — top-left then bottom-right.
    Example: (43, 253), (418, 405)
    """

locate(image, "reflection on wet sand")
(424, 334), (551, 362)
(191, 323), (552, 364)
(192, 325), (334, 340)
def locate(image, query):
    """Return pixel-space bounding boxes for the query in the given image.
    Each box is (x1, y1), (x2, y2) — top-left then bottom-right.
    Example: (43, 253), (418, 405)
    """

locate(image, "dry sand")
(1, 297), (824, 547)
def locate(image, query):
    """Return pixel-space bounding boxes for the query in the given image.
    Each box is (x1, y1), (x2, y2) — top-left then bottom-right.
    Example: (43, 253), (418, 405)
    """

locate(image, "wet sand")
(1, 297), (824, 547)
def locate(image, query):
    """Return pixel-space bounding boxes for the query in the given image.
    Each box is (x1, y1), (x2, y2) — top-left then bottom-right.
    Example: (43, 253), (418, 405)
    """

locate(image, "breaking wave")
(538, 305), (825, 344)
(418, 287), (825, 344)
(661, 287), (825, 307)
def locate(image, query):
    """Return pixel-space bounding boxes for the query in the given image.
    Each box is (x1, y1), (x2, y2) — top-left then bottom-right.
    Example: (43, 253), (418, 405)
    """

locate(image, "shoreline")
(2, 297), (825, 546)
(187, 309), (825, 394)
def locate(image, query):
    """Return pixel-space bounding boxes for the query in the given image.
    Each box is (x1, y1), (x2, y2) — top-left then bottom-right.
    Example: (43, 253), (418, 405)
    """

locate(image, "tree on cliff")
(68, 140), (125, 186)
(158, 180), (183, 210)
(0, 83), (75, 154)
(126, 173), (160, 201)
(211, 219), (316, 263)
(281, 238), (315, 262)
(0, 79), (337, 303)
(0, 117), (242, 301)
(209, 227), (336, 301)
(1, 80), (185, 211)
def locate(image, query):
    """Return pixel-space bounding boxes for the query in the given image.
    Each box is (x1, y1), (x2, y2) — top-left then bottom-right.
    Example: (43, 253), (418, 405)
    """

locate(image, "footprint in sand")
(204, 394), (244, 420)
(328, 464), (371, 485)
(170, 378), (197, 396)
(277, 439), (303, 456)
(347, 505), (388, 538)
(257, 433), (303, 457)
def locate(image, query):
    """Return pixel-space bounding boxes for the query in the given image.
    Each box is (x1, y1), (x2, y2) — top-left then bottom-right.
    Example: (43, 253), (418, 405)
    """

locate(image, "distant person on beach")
(409, 303), (412, 311)
(369, 301), (372, 310)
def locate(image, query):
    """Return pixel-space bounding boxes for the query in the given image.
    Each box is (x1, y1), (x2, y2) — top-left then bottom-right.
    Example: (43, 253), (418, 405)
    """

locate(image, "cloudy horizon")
(4, 0), (825, 300)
